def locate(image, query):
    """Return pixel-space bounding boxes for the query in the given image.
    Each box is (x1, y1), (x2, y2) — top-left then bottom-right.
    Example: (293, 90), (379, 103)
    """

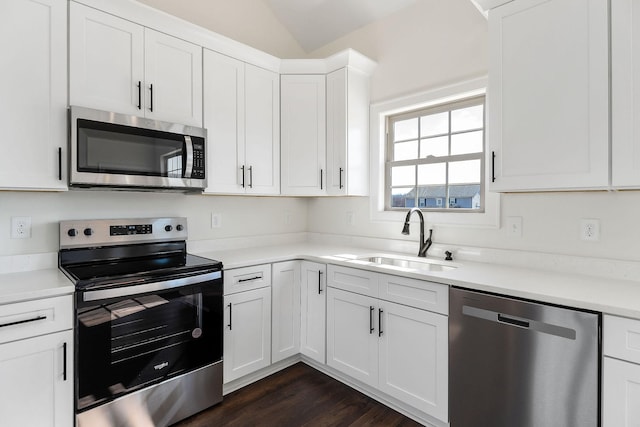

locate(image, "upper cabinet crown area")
(1, 0), (375, 194)
(486, 0), (640, 192)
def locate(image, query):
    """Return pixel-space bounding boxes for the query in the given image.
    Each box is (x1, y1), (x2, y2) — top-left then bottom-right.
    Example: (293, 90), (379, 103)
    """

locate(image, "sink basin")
(356, 256), (457, 272)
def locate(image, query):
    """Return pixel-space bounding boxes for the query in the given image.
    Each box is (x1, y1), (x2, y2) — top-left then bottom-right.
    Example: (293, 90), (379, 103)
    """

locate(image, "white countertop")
(2, 243), (640, 320)
(0, 268), (75, 305)
(197, 243), (640, 320)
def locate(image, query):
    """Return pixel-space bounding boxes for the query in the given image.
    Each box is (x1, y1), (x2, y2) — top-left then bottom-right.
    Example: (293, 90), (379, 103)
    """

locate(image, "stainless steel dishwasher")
(449, 287), (600, 427)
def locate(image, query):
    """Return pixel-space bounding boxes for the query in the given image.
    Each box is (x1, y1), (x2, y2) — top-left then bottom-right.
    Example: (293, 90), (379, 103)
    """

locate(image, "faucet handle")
(444, 251), (453, 261)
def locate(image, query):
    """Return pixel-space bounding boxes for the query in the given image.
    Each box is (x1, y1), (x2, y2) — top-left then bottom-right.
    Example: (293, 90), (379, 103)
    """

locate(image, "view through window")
(386, 96), (485, 212)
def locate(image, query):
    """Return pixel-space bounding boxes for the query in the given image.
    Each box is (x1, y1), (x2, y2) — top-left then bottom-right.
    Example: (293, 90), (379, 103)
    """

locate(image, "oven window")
(76, 283), (222, 411)
(77, 119), (186, 177)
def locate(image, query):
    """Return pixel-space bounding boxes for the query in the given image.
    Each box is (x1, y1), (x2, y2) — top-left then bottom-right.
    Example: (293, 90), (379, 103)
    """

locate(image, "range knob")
(176, 224), (184, 232)
(165, 225), (173, 232)
(67, 228), (77, 237)
(83, 228), (93, 236)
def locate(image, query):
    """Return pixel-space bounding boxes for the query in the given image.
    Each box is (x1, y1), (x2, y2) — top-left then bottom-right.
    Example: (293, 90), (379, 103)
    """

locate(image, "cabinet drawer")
(604, 314), (640, 364)
(224, 264), (271, 295)
(0, 295), (73, 344)
(327, 265), (378, 297)
(378, 274), (448, 315)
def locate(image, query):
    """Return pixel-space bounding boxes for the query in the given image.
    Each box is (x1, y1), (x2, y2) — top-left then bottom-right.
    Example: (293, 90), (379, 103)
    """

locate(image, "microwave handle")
(184, 136), (194, 179)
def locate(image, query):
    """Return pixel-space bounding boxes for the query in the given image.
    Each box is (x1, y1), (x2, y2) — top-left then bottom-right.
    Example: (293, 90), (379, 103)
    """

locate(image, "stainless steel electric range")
(59, 217), (223, 427)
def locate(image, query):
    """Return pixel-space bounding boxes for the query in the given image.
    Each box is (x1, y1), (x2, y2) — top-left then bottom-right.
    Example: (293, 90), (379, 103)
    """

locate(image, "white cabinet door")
(326, 287), (378, 388)
(300, 261), (327, 364)
(223, 287), (271, 383)
(144, 28), (202, 127)
(612, 0), (640, 188)
(70, 4), (202, 126)
(203, 51), (279, 194)
(69, 2), (144, 116)
(0, 330), (73, 427)
(272, 261), (300, 363)
(203, 50), (245, 193)
(603, 357), (640, 427)
(0, 0), (67, 190)
(326, 67), (370, 196)
(281, 74), (326, 196)
(488, 0), (609, 191)
(244, 64), (280, 195)
(378, 301), (448, 422)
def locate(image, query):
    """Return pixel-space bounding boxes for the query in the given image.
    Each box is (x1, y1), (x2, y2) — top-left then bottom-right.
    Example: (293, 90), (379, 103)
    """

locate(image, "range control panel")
(59, 217), (188, 249)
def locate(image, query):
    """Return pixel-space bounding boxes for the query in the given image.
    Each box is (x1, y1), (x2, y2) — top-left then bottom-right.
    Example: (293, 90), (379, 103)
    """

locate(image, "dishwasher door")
(449, 287), (600, 427)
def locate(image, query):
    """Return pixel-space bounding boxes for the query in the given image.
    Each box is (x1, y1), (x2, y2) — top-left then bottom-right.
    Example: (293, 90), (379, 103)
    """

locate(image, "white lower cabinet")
(272, 261), (301, 363)
(0, 330), (73, 427)
(300, 261), (327, 363)
(223, 267), (271, 383)
(603, 314), (640, 426)
(0, 295), (73, 427)
(327, 265), (448, 423)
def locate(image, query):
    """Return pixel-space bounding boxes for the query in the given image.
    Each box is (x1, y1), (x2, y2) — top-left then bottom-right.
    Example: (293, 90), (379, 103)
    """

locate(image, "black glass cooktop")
(60, 242), (222, 290)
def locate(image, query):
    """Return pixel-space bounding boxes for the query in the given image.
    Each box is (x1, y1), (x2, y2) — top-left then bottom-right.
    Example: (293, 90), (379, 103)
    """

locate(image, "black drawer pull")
(228, 303), (232, 330)
(0, 315), (46, 329)
(369, 306), (374, 334)
(238, 275), (262, 283)
(63, 342), (68, 381)
(318, 270), (323, 294)
(378, 309), (383, 337)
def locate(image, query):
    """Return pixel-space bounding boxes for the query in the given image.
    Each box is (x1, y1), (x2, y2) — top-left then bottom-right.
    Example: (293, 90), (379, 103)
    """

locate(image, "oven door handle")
(81, 271), (222, 302)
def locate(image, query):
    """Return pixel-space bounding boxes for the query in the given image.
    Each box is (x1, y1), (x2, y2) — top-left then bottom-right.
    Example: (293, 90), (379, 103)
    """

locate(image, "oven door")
(75, 274), (222, 413)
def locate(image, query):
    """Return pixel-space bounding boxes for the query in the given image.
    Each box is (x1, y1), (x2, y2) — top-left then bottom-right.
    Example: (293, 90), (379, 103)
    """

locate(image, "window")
(386, 96), (485, 212)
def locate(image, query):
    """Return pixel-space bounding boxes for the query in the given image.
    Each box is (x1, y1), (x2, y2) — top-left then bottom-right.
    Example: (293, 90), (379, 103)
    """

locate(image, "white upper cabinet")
(612, 0), (640, 188)
(203, 49), (279, 195)
(488, 0), (609, 191)
(326, 68), (370, 196)
(281, 74), (327, 196)
(0, 0), (67, 190)
(70, 2), (202, 126)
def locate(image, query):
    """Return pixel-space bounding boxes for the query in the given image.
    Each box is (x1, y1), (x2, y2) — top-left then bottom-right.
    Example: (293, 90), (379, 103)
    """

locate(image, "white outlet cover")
(11, 216), (32, 239)
(506, 216), (522, 238)
(580, 219), (600, 242)
(211, 213), (222, 228)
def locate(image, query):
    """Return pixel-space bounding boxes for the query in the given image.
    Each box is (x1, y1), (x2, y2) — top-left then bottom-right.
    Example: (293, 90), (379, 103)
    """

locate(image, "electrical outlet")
(284, 212), (292, 225)
(506, 216), (523, 238)
(211, 213), (222, 229)
(346, 211), (354, 226)
(11, 216), (32, 239)
(580, 219), (600, 242)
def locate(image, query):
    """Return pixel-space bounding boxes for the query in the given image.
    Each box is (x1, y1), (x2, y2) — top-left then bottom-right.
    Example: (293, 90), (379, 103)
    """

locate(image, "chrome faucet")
(401, 208), (433, 257)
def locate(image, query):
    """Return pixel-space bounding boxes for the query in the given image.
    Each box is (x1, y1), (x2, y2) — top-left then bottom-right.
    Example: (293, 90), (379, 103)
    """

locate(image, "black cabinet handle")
(58, 147), (62, 181)
(63, 342), (67, 381)
(320, 169), (323, 190)
(248, 166), (253, 188)
(137, 81), (142, 110)
(241, 165), (245, 188)
(339, 167), (343, 189)
(491, 151), (496, 183)
(378, 309), (383, 337)
(0, 315), (46, 329)
(238, 275), (262, 283)
(369, 306), (374, 334)
(227, 303), (232, 330)
(318, 271), (323, 294)
(149, 83), (154, 112)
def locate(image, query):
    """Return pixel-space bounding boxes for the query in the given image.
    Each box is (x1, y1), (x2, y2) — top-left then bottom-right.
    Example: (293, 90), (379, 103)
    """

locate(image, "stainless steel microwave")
(69, 106), (207, 191)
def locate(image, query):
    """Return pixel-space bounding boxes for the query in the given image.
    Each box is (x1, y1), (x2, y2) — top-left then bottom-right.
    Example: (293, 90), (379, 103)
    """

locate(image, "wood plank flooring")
(172, 362), (423, 427)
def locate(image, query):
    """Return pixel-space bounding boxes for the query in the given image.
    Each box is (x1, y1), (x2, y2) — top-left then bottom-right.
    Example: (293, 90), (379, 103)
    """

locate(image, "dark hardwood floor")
(173, 363), (423, 427)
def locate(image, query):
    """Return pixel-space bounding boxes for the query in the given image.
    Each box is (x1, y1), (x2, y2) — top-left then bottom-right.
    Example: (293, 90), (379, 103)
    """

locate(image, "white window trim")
(369, 76), (500, 228)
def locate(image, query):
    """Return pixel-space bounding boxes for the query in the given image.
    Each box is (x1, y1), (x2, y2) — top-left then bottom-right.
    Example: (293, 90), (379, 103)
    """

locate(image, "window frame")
(385, 95), (486, 213)
(369, 76), (500, 228)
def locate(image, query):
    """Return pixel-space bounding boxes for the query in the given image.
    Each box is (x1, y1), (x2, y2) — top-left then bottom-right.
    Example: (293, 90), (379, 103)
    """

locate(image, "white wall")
(0, 192), (307, 256)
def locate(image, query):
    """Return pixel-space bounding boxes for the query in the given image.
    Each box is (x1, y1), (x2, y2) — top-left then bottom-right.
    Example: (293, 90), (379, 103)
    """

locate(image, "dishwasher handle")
(498, 313), (529, 329)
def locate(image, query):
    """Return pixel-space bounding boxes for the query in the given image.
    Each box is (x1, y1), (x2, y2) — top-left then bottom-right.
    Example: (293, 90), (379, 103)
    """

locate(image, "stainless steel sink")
(357, 256), (457, 272)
